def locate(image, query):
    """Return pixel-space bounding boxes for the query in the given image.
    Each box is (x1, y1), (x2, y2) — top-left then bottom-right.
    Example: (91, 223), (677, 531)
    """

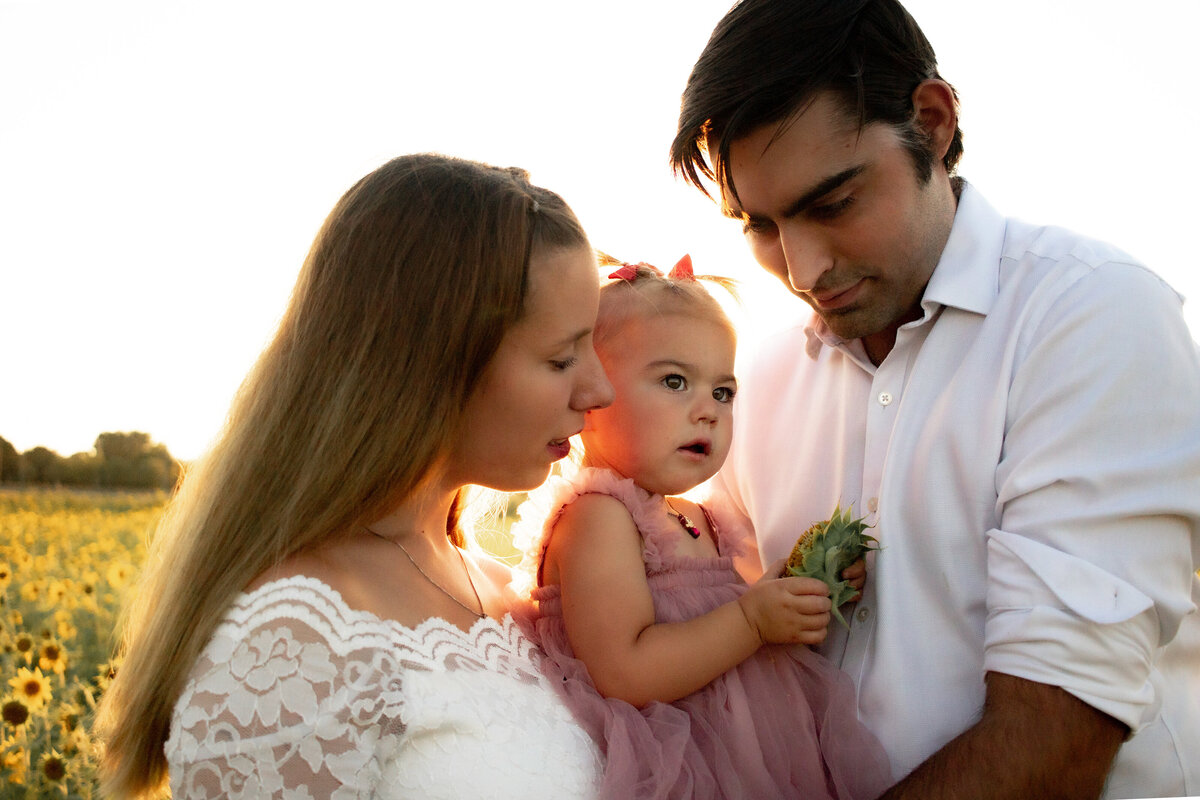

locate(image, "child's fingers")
(763, 556), (789, 580)
(779, 575), (831, 598)
(796, 625), (830, 646)
(790, 607), (831, 644)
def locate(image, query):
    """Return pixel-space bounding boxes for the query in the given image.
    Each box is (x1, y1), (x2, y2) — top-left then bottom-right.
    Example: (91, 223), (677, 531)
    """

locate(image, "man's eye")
(662, 374), (687, 391)
(809, 196), (855, 220)
(550, 357), (578, 371)
(742, 217), (775, 236)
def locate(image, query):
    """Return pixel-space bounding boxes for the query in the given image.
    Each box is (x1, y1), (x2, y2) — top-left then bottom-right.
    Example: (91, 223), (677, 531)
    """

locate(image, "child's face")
(581, 312), (736, 496)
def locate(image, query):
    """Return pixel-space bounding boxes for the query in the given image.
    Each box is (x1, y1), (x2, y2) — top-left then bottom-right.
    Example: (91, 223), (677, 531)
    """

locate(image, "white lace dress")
(165, 576), (603, 799)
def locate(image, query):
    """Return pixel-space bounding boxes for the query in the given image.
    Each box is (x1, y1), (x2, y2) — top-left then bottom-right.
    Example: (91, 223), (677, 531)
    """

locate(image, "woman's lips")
(547, 438), (572, 460)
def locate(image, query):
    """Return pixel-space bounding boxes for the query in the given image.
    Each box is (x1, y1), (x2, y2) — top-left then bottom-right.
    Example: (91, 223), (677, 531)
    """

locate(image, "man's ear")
(911, 79), (958, 162)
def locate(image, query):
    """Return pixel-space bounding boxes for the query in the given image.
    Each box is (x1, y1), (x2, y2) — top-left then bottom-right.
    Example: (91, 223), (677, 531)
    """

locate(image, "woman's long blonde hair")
(95, 154), (589, 798)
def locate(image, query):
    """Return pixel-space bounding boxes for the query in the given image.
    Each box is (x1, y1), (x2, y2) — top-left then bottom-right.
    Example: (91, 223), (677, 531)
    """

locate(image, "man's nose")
(780, 223), (834, 292)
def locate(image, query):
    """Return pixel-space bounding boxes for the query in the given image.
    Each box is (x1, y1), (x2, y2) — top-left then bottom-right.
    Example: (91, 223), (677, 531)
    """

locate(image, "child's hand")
(842, 556), (867, 602)
(736, 574), (831, 646)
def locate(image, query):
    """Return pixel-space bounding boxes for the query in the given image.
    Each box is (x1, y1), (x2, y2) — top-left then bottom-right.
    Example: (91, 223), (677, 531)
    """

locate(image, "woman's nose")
(572, 348), (613, 411)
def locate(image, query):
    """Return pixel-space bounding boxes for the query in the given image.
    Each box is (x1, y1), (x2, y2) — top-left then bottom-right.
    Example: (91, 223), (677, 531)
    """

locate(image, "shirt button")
(868, 497), (879, 512)
(857, 606), (871, 622)
(878, 392), (893, 406)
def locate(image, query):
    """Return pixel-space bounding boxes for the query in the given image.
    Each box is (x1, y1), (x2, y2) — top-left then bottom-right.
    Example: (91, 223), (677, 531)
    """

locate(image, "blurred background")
(3, 0), (1197, 465)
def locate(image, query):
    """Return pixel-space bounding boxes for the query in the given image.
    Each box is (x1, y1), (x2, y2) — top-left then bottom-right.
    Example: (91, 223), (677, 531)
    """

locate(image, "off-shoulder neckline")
(237, 573), (514, 641)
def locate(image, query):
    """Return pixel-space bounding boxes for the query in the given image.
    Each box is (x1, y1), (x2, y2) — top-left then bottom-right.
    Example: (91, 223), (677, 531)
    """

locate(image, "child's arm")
(543, 493), (832, 708)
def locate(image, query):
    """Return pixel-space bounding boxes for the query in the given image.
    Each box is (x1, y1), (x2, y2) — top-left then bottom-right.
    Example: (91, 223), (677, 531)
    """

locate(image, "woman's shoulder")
(214, 574), (408, 659)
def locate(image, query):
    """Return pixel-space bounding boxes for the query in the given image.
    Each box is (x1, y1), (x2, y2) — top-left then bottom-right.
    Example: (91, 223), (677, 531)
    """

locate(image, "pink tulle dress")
(508, 468), (892, 800)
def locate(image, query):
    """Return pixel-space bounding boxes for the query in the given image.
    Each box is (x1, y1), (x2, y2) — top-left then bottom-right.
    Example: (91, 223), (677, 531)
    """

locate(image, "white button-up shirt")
(708, 184), (1200, 797)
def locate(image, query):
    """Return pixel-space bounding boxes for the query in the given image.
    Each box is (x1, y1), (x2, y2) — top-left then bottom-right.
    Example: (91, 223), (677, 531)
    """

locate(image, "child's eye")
(713, 386), (736, 403)
(662, 374), (687, 391)
(550, 357), (578, 371)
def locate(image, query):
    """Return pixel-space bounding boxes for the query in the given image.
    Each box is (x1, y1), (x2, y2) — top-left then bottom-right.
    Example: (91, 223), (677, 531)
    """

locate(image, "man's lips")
(810, 279), (865, 311)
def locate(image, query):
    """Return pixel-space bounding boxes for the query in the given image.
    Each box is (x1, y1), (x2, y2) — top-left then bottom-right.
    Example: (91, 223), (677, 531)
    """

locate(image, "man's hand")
(878, 672), (1127, 800)
(842, 557), (867, 601)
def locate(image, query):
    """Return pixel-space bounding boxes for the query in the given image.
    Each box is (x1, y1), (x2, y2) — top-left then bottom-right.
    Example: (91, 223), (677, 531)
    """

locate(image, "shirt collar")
(921, 181), (1005, 318)
(804, 180), (1006, 360)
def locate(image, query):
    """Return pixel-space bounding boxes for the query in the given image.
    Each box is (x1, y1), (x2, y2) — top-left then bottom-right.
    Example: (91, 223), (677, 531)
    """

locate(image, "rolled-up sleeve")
(984, 529), (1160, 728)
(985, 260), (1200, 730)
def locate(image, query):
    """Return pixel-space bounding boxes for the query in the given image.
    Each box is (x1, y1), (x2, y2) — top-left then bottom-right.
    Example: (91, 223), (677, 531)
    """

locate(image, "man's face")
(718, 91), (955, 361)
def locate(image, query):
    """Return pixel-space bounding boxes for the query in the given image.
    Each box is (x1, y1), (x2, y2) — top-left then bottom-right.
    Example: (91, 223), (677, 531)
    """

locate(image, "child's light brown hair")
(594, 252), (739, 348)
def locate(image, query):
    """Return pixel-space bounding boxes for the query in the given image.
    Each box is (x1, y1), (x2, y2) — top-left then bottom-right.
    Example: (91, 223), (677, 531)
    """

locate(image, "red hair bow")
(607, 254), (694, 281)
(668, 254), (693, 279)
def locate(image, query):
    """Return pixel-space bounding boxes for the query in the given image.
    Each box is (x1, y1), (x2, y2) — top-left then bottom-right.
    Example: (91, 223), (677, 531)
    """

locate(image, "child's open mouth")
(680, 441), (711, 456)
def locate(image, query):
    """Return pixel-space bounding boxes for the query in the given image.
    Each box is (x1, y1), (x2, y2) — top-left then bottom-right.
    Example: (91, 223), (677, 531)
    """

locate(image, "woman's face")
(446, 244), (613, 492)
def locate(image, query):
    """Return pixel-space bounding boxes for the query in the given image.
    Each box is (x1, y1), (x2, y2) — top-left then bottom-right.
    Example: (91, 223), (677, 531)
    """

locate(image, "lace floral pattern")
(167, 577), (602, 799)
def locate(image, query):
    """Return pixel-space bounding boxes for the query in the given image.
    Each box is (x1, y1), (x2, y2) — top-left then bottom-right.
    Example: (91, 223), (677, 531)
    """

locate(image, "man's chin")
(813, 308), (870, 341)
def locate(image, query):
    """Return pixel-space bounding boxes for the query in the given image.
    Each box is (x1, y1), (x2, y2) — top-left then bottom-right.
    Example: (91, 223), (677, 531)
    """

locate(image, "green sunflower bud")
(784, 505), (879, 628)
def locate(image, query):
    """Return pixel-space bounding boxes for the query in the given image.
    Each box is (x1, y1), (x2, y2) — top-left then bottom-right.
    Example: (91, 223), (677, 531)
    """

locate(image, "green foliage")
(785, 505), (879, 628)
(0, 439), (18, 483)
(0, 433), (181, 491)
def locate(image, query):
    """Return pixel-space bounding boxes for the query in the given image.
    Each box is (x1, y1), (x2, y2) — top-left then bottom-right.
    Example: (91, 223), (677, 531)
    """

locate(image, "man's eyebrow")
(728, 164), (866, 223)
(781, 165), (866, 218)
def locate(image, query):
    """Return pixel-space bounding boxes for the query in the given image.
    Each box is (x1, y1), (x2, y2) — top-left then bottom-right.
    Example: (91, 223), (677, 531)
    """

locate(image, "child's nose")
(692, 396), (720, 423)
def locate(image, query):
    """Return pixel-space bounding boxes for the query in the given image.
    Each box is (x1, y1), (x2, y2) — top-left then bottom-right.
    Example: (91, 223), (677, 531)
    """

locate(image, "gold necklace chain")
(364, 527), (485, 619)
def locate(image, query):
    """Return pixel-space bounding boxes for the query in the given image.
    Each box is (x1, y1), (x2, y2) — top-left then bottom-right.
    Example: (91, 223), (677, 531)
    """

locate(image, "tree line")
(0, 431), (181, 491)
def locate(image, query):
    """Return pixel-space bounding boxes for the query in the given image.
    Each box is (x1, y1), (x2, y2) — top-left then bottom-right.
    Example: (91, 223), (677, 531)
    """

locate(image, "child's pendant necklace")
(664, 498), (701, 539)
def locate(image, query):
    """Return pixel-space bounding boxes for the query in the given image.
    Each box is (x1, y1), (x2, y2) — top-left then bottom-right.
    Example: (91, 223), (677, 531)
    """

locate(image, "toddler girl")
(510, 256), (891, 799)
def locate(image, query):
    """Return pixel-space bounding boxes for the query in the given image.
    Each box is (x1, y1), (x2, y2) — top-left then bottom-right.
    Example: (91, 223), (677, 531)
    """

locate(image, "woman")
(95, 154), (614, 798)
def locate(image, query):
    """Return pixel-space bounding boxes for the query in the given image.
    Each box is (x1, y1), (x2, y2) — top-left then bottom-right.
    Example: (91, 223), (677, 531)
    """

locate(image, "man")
(671, 1), (1200, 798)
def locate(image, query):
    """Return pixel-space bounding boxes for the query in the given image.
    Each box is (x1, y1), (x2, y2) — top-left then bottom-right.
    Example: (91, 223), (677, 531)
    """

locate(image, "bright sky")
(2, 1), (1197, 462)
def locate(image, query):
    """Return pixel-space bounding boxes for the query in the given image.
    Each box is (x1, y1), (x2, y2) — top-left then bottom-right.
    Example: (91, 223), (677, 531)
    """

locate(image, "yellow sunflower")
(2, 697), (32, 732)
(18, 580), (43, 603)
(57, 701), (82, 735)
(8, 667), (52, 710)
(38, 640), (67, 675)
(105, 562), (134, 589)
(13, 632), (35, 664)
(95, 659), (120, 692)
(0, 562), (11, 590)
(61, 726), (92, 756)
(39, 748), (67, 786)
(45, 579), (70, 607)
(2, 745), (28, 785)
(55, 617), (77, 642)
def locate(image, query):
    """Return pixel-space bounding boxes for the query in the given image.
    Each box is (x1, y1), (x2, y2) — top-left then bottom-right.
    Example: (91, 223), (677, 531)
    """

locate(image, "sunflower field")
(0, 488), (163, 798)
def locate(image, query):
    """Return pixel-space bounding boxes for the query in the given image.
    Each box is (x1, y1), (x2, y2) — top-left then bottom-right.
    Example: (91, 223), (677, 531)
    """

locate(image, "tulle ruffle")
(509, 467), (892, 799)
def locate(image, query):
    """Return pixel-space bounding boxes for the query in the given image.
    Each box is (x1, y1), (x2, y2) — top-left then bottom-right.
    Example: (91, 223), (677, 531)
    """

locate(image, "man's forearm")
(877, 672), (1127, 800)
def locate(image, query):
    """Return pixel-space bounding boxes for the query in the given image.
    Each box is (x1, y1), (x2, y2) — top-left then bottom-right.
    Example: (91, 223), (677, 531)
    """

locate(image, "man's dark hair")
(671, 0), (964, 198)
